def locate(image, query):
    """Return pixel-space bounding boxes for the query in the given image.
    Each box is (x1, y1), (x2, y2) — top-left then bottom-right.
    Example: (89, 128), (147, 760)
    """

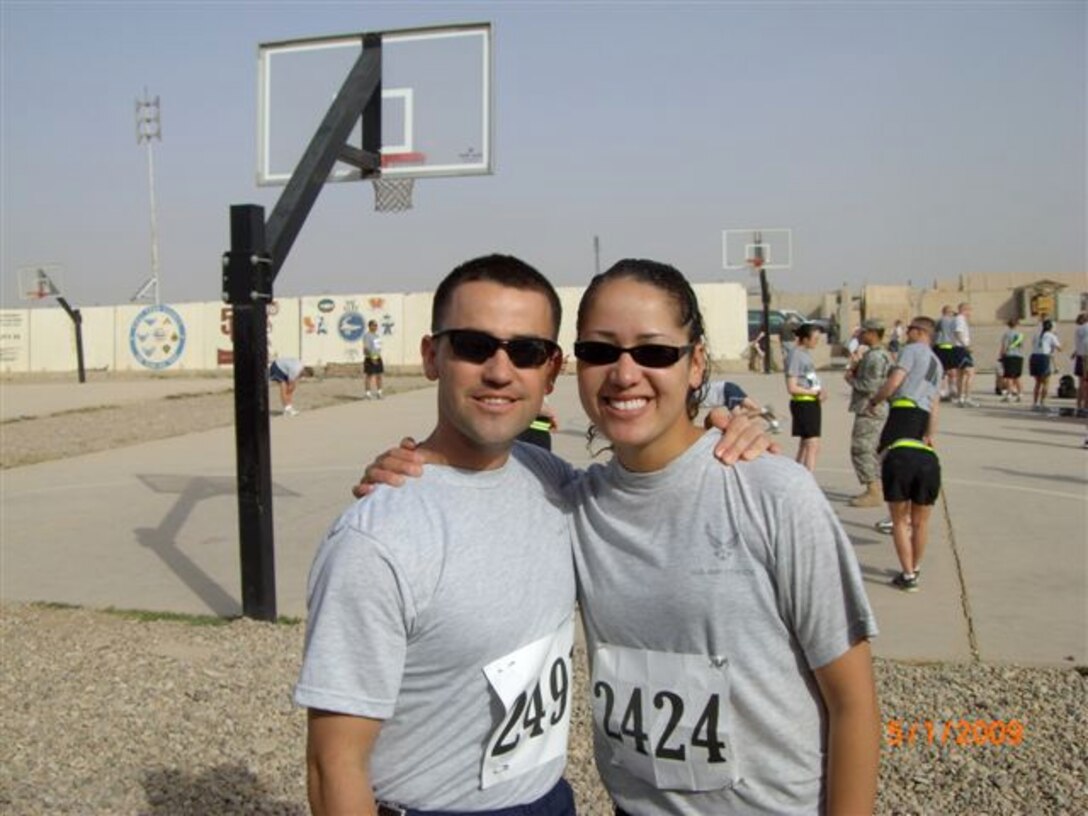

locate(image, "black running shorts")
(882, 446), (941, 505)
(1001, 356), (1023, 379)
(789, 399), (821, 439)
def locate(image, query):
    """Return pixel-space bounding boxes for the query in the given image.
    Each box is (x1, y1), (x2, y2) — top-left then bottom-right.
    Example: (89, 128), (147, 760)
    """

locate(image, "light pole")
(136, 89), (162, 305)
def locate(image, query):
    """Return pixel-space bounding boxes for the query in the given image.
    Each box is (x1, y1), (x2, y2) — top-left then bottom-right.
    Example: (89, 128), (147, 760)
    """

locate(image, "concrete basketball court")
(1, 372), (1085, 667)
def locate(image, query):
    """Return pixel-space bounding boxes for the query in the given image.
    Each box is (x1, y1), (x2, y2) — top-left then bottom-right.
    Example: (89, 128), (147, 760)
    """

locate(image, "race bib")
(481, 617), (574, 789)
(591, 643), (737, 792)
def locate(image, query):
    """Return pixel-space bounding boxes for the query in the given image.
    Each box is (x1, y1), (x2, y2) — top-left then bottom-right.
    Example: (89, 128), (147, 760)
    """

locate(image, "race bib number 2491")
(481, 617), (574, 789)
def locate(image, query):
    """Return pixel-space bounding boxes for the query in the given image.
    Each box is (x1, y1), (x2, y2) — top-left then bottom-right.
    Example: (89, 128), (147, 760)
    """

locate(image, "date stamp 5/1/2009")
(885, 719), (1025, 748)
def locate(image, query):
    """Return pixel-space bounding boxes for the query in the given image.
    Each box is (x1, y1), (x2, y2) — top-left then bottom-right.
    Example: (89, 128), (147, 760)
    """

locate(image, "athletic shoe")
(961, 398), (980, 408)
(1013, 394), (1022, 403)
(1000, 393), (1010, 403)
(283, 405), (299, 417)
(890, 572), (919, 592)
(376, 391), (384, 400)
(875, 519), (894, 534)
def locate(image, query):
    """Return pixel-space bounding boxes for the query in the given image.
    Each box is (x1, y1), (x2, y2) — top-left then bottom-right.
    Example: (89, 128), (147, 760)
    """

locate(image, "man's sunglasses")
(573, 341), (694, 368)
(432, 329), (560, 369)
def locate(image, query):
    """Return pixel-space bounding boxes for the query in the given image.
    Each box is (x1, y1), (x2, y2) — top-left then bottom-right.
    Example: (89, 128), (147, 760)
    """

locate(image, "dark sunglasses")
(432, 329), (560, 369)
(573, 340), (693, 368)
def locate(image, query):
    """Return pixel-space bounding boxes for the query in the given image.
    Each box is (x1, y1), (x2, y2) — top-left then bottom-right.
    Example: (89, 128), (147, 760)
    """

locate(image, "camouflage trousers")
(851, 412), (885, 485)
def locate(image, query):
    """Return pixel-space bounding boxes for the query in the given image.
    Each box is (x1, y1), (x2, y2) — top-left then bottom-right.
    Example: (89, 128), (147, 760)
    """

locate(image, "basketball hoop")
(372, 151), (425, 213)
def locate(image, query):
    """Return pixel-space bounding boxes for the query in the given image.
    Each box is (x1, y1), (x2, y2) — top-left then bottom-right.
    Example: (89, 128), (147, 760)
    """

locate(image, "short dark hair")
(793, 322), (821, 341)
(431, 254), (561, 337)
(910, 316), (936, 336)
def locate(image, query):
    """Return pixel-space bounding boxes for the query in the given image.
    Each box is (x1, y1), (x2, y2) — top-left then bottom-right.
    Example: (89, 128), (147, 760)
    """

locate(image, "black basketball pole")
(759, 268), (771, 374)
(223, 34), (382, 621)
(55, 297), (86, 384)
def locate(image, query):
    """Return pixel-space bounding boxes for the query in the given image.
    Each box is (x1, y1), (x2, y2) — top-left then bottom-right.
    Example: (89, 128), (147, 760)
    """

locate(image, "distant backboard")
(18, 265), (63, 301)
(257, 23), (492, 185)
(723, 228), (793, 271)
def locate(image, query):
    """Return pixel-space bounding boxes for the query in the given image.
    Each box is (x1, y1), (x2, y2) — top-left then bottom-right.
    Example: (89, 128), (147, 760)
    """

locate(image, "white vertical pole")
(136, 89), (162, 305)
(146, 136), (160, 305)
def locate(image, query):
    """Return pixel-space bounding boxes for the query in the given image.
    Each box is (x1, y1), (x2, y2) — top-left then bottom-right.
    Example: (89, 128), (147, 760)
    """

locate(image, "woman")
(569, 260), (878, 814)
(361, 261), (880, 813)
(1029, 319), (1061, 412)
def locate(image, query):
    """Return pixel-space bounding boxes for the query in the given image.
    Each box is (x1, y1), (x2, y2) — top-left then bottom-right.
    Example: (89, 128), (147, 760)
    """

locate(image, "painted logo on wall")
(130, 304), (186, 370)
(338, 310), (365, 342)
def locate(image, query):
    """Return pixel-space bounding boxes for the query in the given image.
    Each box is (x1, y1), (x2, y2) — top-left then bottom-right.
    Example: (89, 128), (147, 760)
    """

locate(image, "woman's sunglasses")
(432, 329), (560, 369)
(573, 341), (693, 368)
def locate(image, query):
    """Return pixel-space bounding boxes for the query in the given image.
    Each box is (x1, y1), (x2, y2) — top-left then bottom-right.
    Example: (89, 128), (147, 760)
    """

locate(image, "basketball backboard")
(257, 22), (492, 185)
(723, 228), (793, 271)
(18, 265), (63, 301)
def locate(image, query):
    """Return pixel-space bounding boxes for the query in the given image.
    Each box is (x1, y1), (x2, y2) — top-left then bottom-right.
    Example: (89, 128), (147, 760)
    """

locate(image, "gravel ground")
(1, 374), (1086, 814)
(1, 603), (1085, 815)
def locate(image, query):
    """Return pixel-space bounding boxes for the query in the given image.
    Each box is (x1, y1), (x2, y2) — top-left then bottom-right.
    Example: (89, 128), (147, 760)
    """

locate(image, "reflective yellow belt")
(936, 343), (953, 349)
(891, 398), (918, 408)
(888, 438), (935, 454)
(791, 395), (818, 402)
(528, 419), (552, 432)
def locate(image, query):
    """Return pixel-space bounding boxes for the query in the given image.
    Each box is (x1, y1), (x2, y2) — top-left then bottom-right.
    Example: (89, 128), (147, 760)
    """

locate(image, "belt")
(888, 438), (935, 454)
(936, 343), (953, 349)
(791, 395), (818, 402)
(378, 778), (573, 816)
(528, 419), (552, 432)
(890, 398), (918, 408)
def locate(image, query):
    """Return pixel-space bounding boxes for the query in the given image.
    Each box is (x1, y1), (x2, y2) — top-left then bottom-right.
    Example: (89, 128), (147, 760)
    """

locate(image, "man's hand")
(352, 437), (428, 498)
(705, 407), (781, 464)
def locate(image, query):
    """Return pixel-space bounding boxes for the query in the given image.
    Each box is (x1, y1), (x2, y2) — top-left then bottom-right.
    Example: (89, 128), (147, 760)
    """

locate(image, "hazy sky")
(2, 0), (1084, 308)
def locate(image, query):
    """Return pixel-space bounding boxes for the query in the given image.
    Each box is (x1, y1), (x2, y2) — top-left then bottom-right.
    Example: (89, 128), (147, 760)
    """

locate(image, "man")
(297, 256), (580, 815)
(953, 301), (979, 407)
(866, 317), (943, 592)
(845, 319), (893, 507)
(785, 322), (826, 471)
(1073, 312), (1088, 418)
(269, 356), (306, 416)
(933, 305), (958, 401)
(362, 319), (385, 399)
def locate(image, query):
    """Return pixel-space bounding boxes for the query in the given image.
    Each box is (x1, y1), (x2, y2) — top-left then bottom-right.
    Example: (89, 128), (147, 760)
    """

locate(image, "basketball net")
(371, 177), (415, 213)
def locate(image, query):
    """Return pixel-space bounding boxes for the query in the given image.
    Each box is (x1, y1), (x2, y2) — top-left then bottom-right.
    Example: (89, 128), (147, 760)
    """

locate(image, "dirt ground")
(0, 372), (433, 469)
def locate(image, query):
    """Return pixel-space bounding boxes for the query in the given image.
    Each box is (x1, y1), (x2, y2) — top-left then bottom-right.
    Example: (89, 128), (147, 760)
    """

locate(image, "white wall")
(1, 281), (752, 374)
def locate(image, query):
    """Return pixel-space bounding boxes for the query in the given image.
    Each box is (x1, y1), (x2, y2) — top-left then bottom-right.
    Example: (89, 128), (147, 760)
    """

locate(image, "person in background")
(888, 319), (905, 358)
(362, 319), (384, 399)
(785, 322), (827, 471)
(1072, 312), (1088, 418)
(952, 302), (979, 407)
(1029, 319), (1062, 413)
(998, 318), (1025, 403)
(269, 356), (306, 416)
(701, 379), (780, 432)
(516, 399), (559, 450)
(846, 319), (894, 507)
(933, 305), (958, 401)
(866, 316), (943, 593)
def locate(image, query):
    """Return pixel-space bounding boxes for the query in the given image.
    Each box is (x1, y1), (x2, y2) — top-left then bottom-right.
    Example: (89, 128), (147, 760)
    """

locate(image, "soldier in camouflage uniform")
(846, 320), (893, 507)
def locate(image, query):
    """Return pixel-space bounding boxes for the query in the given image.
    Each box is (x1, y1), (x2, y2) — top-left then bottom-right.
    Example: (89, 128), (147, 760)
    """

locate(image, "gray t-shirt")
(1001, 329), (1025, 359)
(891, 341), (943, 412)
(934, 315), (957, 346)
(295, 443), (578, 810)
(785, 346), (819, 392)
(568, 433), (878, 815)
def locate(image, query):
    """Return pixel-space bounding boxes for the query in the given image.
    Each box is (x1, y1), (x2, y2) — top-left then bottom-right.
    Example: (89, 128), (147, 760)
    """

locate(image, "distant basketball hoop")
(371, 151), (425, 212)
(18, 265), (62, 301)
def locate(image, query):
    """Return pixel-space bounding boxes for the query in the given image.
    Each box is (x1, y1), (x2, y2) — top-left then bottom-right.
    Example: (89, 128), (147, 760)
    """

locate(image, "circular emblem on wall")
(130, 304), (187, 370)
(317, 298), (336, 313)
(338, 311), (365, 342)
